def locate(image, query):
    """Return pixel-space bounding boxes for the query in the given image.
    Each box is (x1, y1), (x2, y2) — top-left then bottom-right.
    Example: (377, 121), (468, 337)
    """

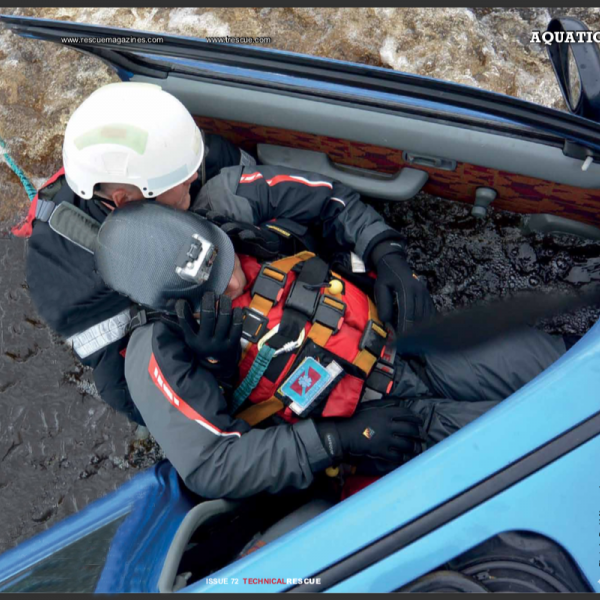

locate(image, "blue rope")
(230, 345), (277, 414)
(0, 136), (37, 201)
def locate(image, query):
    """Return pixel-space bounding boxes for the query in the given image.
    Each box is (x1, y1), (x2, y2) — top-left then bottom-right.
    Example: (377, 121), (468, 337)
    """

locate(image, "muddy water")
(1, 7), (600, 555)
(382, 194), (600, 333)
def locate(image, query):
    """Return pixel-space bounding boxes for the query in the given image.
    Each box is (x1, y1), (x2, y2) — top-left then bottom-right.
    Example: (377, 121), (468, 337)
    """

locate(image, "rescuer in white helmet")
(62, 82), (254, 211)
(23, 81), (255, 424)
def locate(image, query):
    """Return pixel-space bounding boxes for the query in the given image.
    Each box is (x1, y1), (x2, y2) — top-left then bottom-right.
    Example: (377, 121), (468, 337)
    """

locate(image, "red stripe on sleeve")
(240, 172), (264, 183)
(148, 354), (241, 438)
(265, 174), (333, 189)
(238, 172), (333, 189)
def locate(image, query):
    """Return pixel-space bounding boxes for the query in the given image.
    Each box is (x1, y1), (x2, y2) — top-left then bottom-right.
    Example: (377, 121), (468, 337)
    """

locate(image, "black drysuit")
(25, 134), (249, 424)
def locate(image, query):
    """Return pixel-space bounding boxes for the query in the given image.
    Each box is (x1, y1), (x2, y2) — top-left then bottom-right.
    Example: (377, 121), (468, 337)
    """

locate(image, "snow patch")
(168, 8), (230, 38)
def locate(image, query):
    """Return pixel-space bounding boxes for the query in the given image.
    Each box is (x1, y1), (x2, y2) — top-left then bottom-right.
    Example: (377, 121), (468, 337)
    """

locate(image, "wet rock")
(516, 243), (537, 274)
(566, 266), (591, 285)
(31, 507), (56, 523)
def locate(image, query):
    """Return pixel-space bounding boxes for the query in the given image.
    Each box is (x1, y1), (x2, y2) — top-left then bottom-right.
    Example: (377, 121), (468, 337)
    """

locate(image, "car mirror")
(546, 17), (600, 122)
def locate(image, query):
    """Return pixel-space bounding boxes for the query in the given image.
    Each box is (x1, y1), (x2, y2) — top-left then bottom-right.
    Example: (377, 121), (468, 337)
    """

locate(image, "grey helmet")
(95, 201), (235, 313)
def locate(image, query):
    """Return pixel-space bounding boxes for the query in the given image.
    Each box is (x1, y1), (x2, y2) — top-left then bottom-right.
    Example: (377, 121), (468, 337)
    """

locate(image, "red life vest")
(231, 253), (394, 426)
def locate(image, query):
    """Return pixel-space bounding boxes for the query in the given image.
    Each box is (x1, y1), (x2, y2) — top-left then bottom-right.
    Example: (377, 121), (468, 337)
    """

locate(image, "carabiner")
(257, 324), (306, 356)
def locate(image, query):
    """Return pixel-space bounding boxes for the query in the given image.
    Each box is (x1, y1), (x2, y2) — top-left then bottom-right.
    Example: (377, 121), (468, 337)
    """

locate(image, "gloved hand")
(175, 293), (243, 378)
(370, 240), (435, 334)
(315, 400), (427, 466)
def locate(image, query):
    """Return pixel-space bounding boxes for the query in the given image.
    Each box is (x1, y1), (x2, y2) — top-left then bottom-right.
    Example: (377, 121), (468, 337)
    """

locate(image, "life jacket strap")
(47, 202), (101, 255)
(241, 251), (315, 351)
(361, 331), (397, 401)
(35, 198), (56, 222)
(307, 295), (346, 346)
(11, 168), (66, 238)
(236, 396), (285, 427)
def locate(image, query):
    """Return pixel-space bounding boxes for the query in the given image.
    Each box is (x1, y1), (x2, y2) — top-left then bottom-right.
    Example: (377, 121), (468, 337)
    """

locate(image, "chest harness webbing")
(232, 252), (396, 426)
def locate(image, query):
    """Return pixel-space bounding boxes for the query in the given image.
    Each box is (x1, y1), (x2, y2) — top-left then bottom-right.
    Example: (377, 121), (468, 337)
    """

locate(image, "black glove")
(175, 293), (243, 378)
(315, 400), (427, 466)
(371, 240), (435, 334)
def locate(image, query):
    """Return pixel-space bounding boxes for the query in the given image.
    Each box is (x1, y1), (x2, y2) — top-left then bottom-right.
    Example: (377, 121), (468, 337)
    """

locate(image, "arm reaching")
(193, 165), (403, 262)
(124, 320), (331, 499)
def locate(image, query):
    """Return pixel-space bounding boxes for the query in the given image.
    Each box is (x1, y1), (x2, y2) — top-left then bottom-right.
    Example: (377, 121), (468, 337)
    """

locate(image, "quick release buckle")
(251, 264), (287, 304)
(241, 307), (270, 344)
(359, 320), (388, 358)
(365, 361), (395, 395)
(284, 279), (320, 318)
(313, 295), (346, 333)
(128, 306), (147, 333)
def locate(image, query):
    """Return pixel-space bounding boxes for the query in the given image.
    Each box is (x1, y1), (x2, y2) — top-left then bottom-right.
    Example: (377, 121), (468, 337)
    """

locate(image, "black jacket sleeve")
(124, 321), (332, 499)
(203, 133), (256, 180)
(188, 134), (257, 205)
(192, 165), (402, 262)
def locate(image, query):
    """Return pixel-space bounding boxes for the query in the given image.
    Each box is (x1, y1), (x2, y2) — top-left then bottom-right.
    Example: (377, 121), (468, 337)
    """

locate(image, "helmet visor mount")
(176, 233), (218, 285)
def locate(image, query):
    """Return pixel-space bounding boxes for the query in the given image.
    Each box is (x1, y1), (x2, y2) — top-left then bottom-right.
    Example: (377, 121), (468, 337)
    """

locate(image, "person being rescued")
(94, 201), (567, 500)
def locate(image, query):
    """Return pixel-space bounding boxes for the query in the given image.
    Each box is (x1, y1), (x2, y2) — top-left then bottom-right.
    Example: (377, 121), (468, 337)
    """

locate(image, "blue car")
(0, 14), (599, 593)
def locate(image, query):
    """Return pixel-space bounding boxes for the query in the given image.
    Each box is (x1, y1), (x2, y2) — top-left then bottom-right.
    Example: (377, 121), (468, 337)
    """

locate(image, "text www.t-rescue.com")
(206, 36), (272, 44)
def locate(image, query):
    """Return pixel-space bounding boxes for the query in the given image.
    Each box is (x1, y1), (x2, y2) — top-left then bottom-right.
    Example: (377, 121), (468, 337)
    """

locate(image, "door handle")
(257, 144), (428, 201)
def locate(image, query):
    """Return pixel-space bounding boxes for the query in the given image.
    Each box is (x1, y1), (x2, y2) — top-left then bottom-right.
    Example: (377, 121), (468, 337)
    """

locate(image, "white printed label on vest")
(280, 357), (343, 416)
(350, 252), (366, 273)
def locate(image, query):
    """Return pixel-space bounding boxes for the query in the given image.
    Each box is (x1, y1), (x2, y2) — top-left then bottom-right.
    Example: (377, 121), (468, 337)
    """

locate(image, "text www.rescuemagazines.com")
(61, 36), (165, 44)
(60, 35), (271, 45)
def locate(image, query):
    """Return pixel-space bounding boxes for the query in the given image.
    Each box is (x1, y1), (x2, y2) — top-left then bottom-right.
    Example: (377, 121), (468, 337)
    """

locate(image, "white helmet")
(62, 82), (204, 199)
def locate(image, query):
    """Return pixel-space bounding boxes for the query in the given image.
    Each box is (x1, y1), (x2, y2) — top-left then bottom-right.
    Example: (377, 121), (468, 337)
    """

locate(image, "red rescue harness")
(231, 254), (395, 426)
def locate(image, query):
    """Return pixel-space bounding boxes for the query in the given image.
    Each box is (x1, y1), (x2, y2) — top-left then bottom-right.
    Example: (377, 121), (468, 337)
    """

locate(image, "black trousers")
(388, 326), (566, 444)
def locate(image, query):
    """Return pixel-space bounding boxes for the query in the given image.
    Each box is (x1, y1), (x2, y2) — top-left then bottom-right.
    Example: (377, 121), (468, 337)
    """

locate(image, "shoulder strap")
(48, 202), (101, 254)
(243, 251), (315, 330)
(11, 168), (66, 238)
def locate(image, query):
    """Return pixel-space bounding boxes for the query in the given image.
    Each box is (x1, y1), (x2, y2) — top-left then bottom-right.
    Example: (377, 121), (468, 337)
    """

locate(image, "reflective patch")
(147, 164), (191, 192)
(74, 124), (148, 155)
(350, 251), (366, 273)
(280, 357), (343, 416)
(66, 308), (131, 359)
